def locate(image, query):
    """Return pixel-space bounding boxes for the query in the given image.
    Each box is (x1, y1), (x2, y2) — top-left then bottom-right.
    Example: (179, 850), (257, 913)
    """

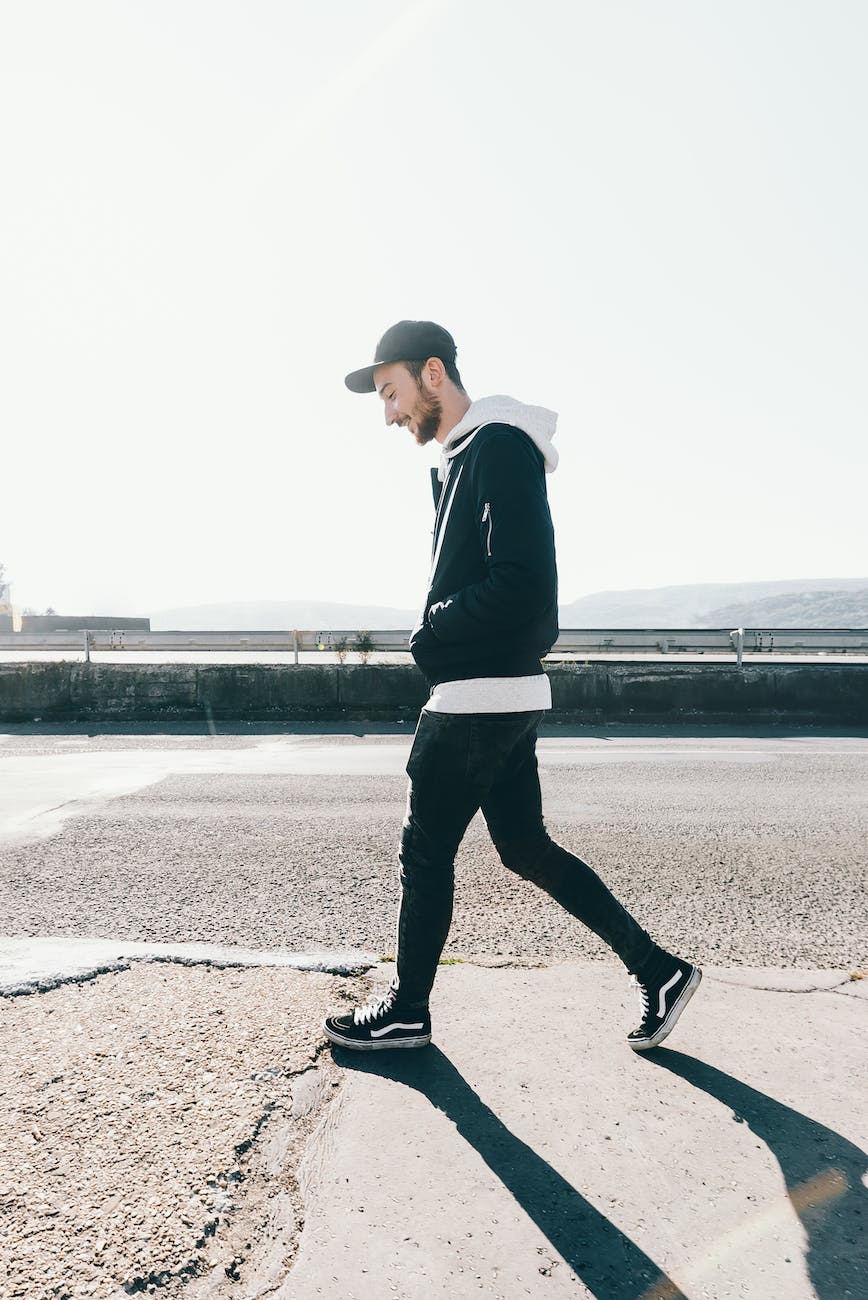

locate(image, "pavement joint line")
(4, 947), (863, 1001)
(373, 958), (863, 987)
(706, 973), (860, 995)
(831, 981), (868, 997)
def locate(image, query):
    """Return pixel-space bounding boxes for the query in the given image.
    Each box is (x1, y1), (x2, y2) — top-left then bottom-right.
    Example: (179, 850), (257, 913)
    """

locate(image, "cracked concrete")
(0, 962), (362, 1300)
(0, 937), (379, 1000)
(704, 967), (865, 994)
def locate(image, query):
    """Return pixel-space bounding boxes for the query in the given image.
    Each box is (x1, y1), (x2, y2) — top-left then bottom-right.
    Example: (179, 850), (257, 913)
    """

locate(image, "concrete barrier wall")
(0, 661), (866, 725)
(19, 616), (151, 632)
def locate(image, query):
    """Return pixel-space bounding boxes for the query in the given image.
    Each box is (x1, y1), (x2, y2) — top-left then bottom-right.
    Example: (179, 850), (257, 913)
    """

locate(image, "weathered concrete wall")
(0, 662), (865, 725)
(19, 615), (151, 632)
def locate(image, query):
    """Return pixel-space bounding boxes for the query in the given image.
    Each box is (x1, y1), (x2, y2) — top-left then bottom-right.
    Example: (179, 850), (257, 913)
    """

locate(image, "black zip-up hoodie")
(408, 395), (560, 688)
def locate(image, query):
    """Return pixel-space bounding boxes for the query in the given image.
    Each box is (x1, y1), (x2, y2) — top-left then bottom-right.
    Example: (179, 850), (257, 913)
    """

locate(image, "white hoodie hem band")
(423, 674), (552, 714)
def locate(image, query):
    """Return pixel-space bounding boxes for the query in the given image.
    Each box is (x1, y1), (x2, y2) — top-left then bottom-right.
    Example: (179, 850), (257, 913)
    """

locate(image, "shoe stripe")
(628, 967), (701, 1051)
(657, 971), (682, 1019)
(370, 1022), (425, 1038)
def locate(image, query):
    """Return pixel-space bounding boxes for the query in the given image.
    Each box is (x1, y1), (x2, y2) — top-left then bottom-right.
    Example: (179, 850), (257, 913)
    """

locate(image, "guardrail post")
(730, 627), (744, 667)
(292, 629), (299, 665)
(83, 630), (91, 663)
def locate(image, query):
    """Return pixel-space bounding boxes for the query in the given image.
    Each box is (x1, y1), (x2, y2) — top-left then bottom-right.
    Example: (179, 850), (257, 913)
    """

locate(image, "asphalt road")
(1, 727), (866, 970)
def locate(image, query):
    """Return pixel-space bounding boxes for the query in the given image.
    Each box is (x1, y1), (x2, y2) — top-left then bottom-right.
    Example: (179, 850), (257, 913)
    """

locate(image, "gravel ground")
(0, 963), (364, 1300)
(2, 751), (866, 969)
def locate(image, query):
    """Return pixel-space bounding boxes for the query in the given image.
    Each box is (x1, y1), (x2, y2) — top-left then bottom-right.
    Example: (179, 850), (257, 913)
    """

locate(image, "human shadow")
(335, 1045), (686, 1300)
(639, 1048), (868, 1300)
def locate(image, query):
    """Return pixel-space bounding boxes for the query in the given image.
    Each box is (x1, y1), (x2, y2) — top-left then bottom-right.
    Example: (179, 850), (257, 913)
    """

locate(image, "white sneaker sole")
(323, 1022), (431, 1051)
(628, 966), (702, 1051)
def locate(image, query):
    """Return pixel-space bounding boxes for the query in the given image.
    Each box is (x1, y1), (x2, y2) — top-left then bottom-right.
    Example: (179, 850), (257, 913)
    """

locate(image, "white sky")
(1, 0), (866, 616)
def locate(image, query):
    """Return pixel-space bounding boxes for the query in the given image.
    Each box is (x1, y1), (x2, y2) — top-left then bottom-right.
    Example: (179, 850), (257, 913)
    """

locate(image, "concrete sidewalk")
(286, 962), (867, 1300)
(1, 956), (865, 1298)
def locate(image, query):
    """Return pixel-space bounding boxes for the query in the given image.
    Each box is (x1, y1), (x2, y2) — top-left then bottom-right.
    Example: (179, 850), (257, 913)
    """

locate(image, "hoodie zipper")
(482, 502), (492, 558)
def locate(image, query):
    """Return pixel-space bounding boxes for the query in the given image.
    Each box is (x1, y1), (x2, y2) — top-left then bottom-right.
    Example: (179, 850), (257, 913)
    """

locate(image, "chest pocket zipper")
(481, 502), (493, 558)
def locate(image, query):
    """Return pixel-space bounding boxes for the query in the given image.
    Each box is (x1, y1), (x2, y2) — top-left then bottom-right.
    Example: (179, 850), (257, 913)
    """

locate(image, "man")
(324, 320), (700, 1053)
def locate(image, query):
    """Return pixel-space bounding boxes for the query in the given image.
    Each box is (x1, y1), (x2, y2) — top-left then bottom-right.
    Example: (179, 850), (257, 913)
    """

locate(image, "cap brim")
(344, 364), (378, 394)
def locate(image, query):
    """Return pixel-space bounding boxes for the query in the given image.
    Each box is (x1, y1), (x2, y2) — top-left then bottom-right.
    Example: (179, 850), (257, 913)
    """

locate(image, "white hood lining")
(438, 395), (559, 481)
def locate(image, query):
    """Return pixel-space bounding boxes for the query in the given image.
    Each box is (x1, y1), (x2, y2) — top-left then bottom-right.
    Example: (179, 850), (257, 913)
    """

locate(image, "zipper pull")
(481, 502), (490, 522)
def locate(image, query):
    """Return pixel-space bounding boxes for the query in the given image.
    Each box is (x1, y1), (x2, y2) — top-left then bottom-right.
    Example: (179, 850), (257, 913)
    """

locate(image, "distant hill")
(558, 578), (868, 628)
(151, 600), (418, 631)
(152, 579), (868, 632)
(705, 589), (868, 628)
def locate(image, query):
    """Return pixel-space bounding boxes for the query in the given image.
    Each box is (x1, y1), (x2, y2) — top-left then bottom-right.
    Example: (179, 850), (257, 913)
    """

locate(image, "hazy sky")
(2, 0), (866, 616)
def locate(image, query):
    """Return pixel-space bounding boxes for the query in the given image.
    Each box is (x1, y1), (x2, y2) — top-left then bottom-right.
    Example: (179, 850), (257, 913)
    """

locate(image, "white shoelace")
(353, 994), (395, 1027)
(630, 973), (650, 1021)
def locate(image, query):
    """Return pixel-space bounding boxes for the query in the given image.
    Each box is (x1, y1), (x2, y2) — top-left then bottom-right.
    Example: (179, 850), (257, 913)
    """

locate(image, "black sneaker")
(323, 989), (432, 1051)
(627, 950), (701, 1051)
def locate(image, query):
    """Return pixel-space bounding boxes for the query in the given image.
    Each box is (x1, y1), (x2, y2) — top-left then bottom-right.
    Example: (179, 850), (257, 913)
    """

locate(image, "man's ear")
(423, 356), (446, 388)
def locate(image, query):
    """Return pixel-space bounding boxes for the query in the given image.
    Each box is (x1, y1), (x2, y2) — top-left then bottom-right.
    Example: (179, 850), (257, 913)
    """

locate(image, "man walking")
(324, 320), (700, 1052)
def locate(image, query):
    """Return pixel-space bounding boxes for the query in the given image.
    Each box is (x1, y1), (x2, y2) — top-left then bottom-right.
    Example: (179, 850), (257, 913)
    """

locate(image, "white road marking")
(0, 737), (864, 843)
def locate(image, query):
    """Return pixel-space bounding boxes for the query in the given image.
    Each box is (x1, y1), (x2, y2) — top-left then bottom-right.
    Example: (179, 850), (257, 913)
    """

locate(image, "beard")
(410, 386), (443, 446)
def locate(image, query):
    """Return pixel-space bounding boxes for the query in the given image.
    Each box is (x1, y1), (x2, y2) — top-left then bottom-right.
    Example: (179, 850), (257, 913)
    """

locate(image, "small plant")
(354, 629), (375, 663)
(333, 635), (349, 664)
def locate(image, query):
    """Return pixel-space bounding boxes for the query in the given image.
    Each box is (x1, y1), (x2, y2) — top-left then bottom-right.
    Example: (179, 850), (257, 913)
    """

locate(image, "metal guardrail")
(1, 627), (867, 664)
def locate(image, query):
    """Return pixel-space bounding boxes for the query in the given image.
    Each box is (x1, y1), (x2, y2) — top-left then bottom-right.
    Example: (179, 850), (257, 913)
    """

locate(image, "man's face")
(374, 361), (443, 446)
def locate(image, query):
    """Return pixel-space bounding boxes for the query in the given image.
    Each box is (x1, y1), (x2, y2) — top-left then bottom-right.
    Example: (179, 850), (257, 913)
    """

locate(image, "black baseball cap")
(344, 320), (457, 393)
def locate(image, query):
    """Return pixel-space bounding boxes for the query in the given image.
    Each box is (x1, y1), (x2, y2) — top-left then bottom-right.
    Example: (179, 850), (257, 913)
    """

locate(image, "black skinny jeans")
(395, 708), (655, 1008)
